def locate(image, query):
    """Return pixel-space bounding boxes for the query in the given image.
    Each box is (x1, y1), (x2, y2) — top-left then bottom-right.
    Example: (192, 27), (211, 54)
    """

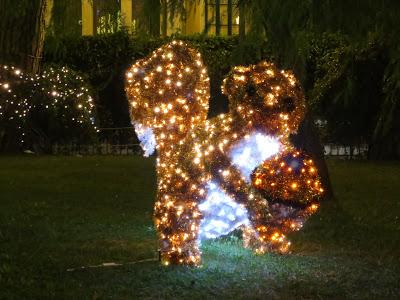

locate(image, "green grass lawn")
(0, 156), (399, 299)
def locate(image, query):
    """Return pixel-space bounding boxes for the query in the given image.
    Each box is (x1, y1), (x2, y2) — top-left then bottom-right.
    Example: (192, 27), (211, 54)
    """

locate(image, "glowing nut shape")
(198, 182), (250, 240)
(125, 40), (324, 266)
(230, 133), (281, 182)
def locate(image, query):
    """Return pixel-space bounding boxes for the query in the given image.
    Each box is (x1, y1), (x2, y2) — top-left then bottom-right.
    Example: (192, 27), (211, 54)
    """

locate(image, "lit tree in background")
(0, 65), (98, 152)
(0, 0), (98, 152)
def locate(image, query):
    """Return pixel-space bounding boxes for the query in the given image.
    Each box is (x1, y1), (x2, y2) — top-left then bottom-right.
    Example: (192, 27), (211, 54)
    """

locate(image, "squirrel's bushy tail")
(125, 40), (210, 154)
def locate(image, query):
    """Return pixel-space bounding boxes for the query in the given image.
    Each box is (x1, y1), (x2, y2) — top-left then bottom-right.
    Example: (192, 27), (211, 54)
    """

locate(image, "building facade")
(77, 0), (244, 36)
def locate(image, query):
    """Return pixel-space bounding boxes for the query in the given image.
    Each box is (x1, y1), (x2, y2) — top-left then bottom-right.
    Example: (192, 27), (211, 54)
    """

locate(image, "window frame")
(204, 0), (240, 36)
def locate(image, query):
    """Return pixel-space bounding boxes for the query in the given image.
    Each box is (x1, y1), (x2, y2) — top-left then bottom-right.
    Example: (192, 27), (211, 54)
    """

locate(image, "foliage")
(4, 0), (399, 157)
(0, 0), (48, 72)
(47, 0), (82, 37)
(304, 34), (399, 157)
(304, 34), (387, 145)
(44, 32), (248, 125)
(45, 32), (241, 88)
(0, 156), (399, 298)
(0, 65), (98, 152)
(238, 0), (400, 158)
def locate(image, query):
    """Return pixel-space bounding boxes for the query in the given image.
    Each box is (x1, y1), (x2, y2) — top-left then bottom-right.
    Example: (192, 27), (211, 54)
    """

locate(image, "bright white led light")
(230, 132), (281, 182)
(198, 182), (250, 241)
(134, 122), (156, 157)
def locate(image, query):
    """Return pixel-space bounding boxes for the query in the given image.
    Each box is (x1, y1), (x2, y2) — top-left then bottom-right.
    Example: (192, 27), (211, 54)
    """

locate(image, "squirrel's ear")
(222, 66), (250, 97)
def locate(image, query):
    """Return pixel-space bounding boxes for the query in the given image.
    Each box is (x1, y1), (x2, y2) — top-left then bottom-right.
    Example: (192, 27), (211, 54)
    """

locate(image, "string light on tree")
(0, 65), (98, 148)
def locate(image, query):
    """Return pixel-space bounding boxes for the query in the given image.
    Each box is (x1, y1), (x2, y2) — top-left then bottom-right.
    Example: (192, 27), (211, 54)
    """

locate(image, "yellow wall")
(80, 0), (208, 36)
(185, 0), (205, 35)
(164, 0), (205, 35)
(165, 11), (184, 36)
(45, 0), (54, 28)
(121, 0), (133, 32)
(82, 0), (94, 35)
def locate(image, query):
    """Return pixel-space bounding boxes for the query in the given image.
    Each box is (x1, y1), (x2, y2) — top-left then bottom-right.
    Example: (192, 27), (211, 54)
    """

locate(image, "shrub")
(0, 65), (98, 153)
(44, 32), (264, 125)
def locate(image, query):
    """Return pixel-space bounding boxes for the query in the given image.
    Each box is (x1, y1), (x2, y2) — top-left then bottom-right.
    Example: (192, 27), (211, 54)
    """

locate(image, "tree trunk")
(28, 0), (49, 73)
(292, 112), (334, 199)
(0, 0), (49, 73)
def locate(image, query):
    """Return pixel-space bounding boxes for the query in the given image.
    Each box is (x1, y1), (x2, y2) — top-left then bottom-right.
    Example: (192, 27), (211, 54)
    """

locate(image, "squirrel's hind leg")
(154, 197), (202, 265)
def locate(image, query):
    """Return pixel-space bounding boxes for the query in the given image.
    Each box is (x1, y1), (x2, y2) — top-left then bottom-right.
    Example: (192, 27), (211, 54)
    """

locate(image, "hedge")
(44, 32), (272, 129)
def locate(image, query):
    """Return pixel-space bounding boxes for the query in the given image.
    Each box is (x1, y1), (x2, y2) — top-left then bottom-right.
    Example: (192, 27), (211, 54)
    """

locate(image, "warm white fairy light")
(125, 41), (324, 266)
(0, 65), (97, 147)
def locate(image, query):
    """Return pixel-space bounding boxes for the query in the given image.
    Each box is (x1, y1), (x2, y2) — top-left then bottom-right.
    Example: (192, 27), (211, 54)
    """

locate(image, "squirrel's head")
(222, 61), (305, 135)
(125, 40), (210, 138)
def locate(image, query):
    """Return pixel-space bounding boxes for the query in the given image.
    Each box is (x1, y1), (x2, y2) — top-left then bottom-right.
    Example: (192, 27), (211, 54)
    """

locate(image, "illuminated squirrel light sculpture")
(125, 41), (324, 265)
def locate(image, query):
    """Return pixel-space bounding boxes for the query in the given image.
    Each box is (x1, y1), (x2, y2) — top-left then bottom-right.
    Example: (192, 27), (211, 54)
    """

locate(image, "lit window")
(205, 0), (240, 36)
(93, 0), (122, 34)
